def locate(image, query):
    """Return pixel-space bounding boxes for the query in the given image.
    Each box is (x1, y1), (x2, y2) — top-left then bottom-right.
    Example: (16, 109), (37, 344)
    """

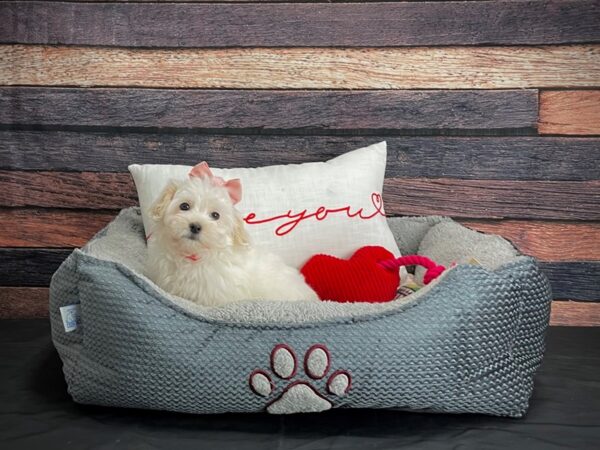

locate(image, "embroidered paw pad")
(249, 344), (351, 414)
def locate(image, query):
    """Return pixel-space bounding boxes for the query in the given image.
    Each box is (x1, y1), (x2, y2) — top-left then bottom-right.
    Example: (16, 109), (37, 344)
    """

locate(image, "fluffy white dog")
(145, 162), (319, 307)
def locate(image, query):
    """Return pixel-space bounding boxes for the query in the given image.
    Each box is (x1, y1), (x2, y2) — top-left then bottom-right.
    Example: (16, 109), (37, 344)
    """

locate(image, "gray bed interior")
(79, 207), (524, 324)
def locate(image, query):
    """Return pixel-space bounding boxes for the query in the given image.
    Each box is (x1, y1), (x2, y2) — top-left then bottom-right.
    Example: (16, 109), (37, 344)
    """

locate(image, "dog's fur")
(145, 175), (319, 307)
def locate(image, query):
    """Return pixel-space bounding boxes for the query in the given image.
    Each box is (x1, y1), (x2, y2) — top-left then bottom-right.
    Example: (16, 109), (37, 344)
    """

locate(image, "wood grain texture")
(1, 172), (599, 220)
(0, 209), (115, 247)
(0, 88), (538, 132)
(0, 248), (597, 300)
(2, 287), (597, 325)
(0, 172), (137, 210)
(550, 301), (600, 327)
(462, 220), (600, 262)
(385, 178), (600, 220)
(2, 209), (598, 263)
(11, 0), (552, 2)
(0, 249), (71, 287)
(3, 132), (599, 181)
(0, 287), (49, 319)
(539, 91), (600, 135)
(2, 1), (599, 47)
(540, 262), (600, 300)
(3, 45), (599, 89)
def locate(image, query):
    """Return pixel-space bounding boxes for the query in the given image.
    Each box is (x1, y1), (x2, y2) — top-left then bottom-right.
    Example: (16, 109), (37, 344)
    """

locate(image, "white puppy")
(145, 162), (319, 307)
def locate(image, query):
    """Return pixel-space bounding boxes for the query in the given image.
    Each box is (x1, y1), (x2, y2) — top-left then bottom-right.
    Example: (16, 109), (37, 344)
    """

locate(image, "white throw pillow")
(129, 141), (403, 271)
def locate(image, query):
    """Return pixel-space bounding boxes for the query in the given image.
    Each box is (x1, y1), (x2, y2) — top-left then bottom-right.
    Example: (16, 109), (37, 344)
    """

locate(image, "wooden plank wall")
(0, 0), (599, 326)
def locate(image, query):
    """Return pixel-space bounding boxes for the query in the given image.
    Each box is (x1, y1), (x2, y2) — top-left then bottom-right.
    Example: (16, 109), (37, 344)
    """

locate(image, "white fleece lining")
(266, 384), (332, 414)
(306, 348), (328, 378)
(249, 373), (272, 397)
(328, 373), (350, 396)
(272, 347), (295, 379)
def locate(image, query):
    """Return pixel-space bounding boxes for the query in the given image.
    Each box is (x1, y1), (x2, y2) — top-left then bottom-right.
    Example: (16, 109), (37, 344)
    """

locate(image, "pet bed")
(49, 208), (552, 417)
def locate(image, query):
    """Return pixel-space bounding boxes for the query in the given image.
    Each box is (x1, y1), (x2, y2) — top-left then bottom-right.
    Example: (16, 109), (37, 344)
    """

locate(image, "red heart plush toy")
(301, 246), (399, 303)
(301, 246), (445, 303)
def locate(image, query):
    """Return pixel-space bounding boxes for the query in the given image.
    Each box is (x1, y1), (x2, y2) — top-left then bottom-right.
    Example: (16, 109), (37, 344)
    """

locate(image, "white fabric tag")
(59, 304), (81, 332)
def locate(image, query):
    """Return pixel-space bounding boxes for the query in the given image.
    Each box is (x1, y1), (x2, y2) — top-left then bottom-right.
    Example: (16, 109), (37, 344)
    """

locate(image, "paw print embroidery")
(249, 344), (351, 414)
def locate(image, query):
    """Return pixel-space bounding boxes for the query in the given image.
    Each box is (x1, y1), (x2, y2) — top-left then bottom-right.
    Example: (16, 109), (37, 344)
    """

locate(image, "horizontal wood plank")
(0, 209), (115, 248)
(541, 262), (600, 301)
(462, 221), (600, 262)
(0, 287), (48, 319)
(550, 301), (600, 327)
(2, 172), (599, 220)
(2, 287), (598, 325)
(0, 88), (538, 132)
(7, 0), (579, 3)
(3, 132), (599, 181)
(539, 91), (600, 135)
(0, 248), (597, 300)
(2, 1), (599, 47)
(0, 249), (71, 287)
(384, 178), (600, 220)
(2, 45), (599, 89)
(0, 172), (137, 210)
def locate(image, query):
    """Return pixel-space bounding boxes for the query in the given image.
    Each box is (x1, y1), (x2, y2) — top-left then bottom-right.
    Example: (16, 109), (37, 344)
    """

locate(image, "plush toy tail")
(379, 255), (446, 285)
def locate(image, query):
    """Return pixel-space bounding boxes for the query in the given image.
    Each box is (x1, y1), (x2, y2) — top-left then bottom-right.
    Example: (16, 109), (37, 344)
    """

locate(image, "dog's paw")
(249, 344), (351, 414)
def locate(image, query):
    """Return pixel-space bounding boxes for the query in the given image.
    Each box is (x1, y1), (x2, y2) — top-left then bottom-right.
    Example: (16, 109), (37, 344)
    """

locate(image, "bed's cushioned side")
(510, 259), (553, 378)
(415, 221), (552, 403)
(49, 252), (83, 392)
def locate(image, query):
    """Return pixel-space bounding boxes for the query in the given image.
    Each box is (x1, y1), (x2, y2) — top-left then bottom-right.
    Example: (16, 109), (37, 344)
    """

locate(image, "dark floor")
(1, 320), (599, 450)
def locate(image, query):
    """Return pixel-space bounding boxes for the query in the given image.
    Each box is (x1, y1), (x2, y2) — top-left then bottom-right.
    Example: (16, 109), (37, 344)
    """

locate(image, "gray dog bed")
(50, 208), (552, 417)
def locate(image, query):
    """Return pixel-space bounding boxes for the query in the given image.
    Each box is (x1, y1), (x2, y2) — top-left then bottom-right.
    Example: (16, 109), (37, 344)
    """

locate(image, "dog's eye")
(210, 211), (220, 220)
(179, 202), (190, 211)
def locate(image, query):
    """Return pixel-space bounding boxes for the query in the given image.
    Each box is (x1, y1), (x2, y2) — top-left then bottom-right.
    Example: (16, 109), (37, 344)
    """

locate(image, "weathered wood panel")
(0, 209), (115, 247)
(2, 1), (599, 47)
(463, 221), (600, 262)
(1, 248), (597, 300)
(0, 88), (538, 132)
(3, 132), (599, 181)
(3, 287), (596, 325)
(2, 172), (599, 220)
(550, 301), (600, 327)
(541, 262), (600, 300)
(0, 172), (137, 209)
(539, 91), (600, 135)
(2, 45), (599, 89)
(0, 287), (49, 319)
(0, 249), (70, 287)
(385, 178), (600, 220)
(3, 210), (598, 263)
(11, 1), (530, 3)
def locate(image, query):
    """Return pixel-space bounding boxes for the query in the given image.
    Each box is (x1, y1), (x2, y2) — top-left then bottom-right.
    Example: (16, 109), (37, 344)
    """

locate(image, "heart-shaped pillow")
(301, 246), (400, 303)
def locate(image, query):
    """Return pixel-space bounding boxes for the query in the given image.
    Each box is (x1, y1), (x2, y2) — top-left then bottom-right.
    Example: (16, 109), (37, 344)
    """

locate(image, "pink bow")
(189, 162), (242, 205)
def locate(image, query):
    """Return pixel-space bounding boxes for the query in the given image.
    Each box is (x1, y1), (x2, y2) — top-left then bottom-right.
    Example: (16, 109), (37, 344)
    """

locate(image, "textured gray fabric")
(50, 208), (552, 417)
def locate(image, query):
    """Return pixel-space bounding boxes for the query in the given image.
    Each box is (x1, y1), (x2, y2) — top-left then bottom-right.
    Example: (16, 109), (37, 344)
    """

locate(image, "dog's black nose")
(189, 223), (202, 234)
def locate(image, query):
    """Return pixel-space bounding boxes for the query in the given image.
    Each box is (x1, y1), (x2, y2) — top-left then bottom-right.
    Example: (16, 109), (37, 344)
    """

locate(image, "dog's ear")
(150, 181), (178, 221)
(232, 213), (250, 247)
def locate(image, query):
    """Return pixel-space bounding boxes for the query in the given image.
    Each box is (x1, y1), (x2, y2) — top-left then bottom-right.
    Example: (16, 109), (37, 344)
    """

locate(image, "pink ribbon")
(189, 161), (242, 204)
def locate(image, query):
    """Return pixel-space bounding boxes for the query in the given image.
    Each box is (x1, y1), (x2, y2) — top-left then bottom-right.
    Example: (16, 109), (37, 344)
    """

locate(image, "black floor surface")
(1, 320), (598, 449)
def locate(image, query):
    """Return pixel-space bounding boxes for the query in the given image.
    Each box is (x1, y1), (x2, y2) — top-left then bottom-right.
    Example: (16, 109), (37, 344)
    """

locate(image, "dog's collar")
(184, 254), (200, 262)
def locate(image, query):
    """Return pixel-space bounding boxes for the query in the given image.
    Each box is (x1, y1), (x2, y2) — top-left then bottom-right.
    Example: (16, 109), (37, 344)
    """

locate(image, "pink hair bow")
(189, 162), (242, 205)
